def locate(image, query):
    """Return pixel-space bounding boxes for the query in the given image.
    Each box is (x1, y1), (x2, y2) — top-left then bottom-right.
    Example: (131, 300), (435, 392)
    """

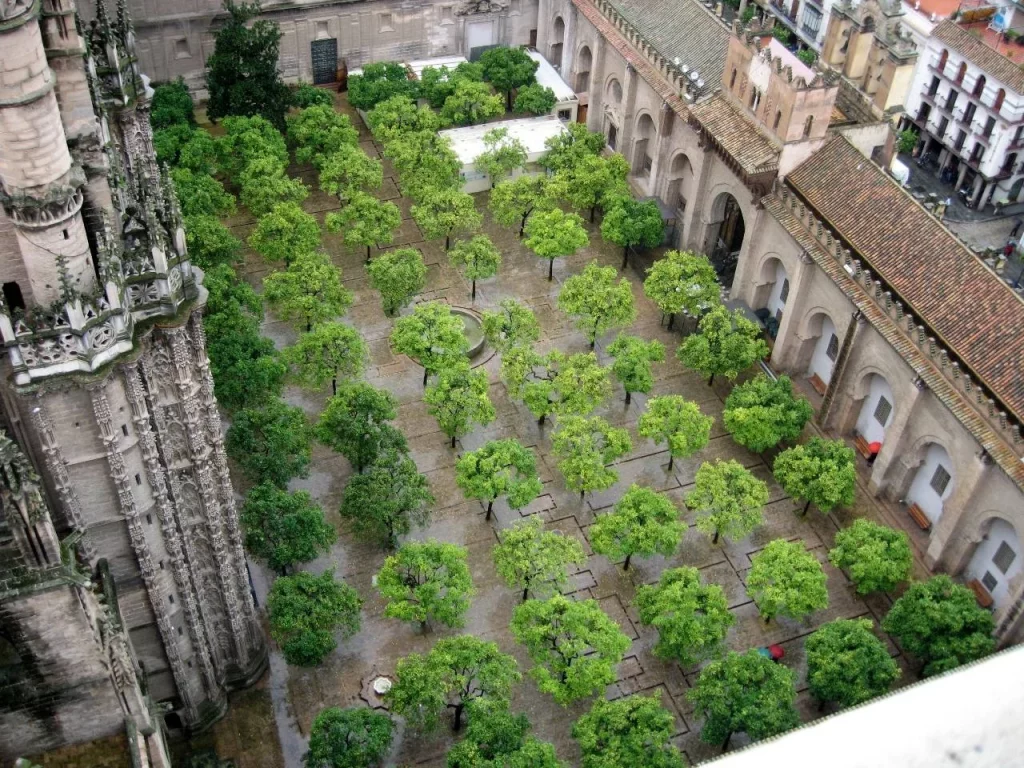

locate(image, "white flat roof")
(439, 116), (568, 164)
(526, 50), (578, 103)
(408, 55), (469, 79)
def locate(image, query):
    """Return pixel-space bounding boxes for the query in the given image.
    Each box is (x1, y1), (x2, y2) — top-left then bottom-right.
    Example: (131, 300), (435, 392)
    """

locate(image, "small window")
(510, 0), (521, 13)
(177, 626), (184, 636)
(730, 68), (737, 89)
(607, 124), (617, 150)
(803, 115), (814, 138)
(174, 38), (191, 60)
(440, 5), (453, 23)
(929, 465), (951, 496)
(773, 110), (782, 131)
(642, 154), (653, 176)
(2, 282), (25, 311)
(159, 560), (165, 570)
(982, 571), (998, 592)
(135, 473), (142, 486)
(62, 228), (69, 240)
(557, 109), (571, 121)
(168, 594), (175, 605)
(379, 13), (394, 32)
(825, 333), (839, 361)
(314, 20), (329, 39)
(775, 308), (783, 323)
(779, 278), (790, 304)
(145, 514), (152, 525)
(993, 541), (1017, 574)
(121, 424), (129, 437)
(873, 396), (892, 426)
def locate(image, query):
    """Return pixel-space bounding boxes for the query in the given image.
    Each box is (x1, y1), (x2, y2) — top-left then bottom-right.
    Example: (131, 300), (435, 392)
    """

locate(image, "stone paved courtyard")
(209, 94), (923, 768)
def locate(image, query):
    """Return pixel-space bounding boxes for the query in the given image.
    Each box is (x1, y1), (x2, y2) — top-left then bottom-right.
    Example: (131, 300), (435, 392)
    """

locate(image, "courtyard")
(202, 92), (921, 768)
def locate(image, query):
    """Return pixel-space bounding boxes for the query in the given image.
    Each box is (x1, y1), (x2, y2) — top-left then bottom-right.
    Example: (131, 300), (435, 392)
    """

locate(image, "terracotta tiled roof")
(689, 93), (780, 174)
(932, 20), (1024, 94)
(787, 135), (1024, 424)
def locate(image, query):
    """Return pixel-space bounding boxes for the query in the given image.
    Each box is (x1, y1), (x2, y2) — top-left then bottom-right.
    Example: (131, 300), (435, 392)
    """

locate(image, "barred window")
(779, 278), (790, 304)
(825, 333), (839, 361)
(873, 396), (892, 426)
(994, 542), (1017, 574)
(929, 464), (951, 496)
(982, 571), (998, 591)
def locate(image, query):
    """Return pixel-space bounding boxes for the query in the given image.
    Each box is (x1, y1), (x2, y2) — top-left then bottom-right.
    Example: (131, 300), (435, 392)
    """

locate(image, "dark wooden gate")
(311, 38), (338, 85)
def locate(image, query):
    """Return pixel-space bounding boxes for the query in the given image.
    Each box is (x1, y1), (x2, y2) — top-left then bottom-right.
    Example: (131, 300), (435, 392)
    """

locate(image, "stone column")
(925, 451), (989, 570)
(651, 103), (674, 197)
(537, 0), (552, 54)
(619, 63), (640, 163)
(588, 34), (607, 132)
(867, 381), (924, 493)
(561, 4), (577, 75)
(767, 251), (816, 372)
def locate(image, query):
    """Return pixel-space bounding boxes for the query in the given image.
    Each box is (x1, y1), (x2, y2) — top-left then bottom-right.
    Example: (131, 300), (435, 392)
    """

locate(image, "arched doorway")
(966, 518), (1022, 608)
(707, 192), (745, 282)
(551, 17), (565, 69)
(854, 373), (895, 446)
(665, 154), (693, 217)
(633, 113), (657, 179)
(764, 260), (790, 322)
(906, 443), (955, 525)
(604, 78), (623, 149)
(807, 312), (839, 388)
(576, 45), (592, 94)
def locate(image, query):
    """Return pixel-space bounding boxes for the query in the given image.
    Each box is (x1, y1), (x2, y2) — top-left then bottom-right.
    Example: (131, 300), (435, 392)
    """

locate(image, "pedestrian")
(1012, 219), (1023, 238)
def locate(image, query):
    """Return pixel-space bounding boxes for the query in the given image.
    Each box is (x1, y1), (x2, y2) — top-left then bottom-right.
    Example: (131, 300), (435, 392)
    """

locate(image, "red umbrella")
(868, 442), (882, 454)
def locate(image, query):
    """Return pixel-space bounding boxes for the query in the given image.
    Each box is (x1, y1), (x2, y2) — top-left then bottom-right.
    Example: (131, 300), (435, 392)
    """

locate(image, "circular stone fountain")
(451, 307), (486, 359)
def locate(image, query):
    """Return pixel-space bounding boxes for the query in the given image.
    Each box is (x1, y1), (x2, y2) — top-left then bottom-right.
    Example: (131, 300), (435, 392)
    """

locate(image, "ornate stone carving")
(456, 0), (508, 13)
(0, 0), (33, 22)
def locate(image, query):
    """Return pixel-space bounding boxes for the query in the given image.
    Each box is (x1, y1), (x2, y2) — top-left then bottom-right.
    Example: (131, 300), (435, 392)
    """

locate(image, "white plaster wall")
(855, 373), (895, 444)
(766, 260), (789, 319)
(808, 314), (837, 385)
(906, 443), (955, 524)
(966, 518), (1023, 608)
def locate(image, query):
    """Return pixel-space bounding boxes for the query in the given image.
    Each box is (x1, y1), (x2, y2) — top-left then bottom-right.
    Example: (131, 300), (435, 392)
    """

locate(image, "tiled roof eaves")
(764, 194), (1024, 490)
(932, 20), (1024, 94)
(689, 94), (780, 174)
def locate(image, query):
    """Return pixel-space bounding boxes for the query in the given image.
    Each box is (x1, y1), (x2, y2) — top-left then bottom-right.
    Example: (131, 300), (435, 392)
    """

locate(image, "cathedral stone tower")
(0, 0), (265, 757)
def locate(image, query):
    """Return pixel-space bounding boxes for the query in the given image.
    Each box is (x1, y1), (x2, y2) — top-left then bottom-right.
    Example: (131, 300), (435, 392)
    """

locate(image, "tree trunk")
(623, 553), (632, 571)
(624, 390), (631, 405)
(548, 259), (554, 281)
(365, 245), (372, 263)
(506, 90), (513, 111)
(306, 319), (312, 332)
(519, 214), (528, 237)
(522, 586), (530, 602)
(580, 490), (586, 502)
(453, 702), (465, 731)
(423, 367), (429, 387)
(667, 454), (674, 471)
(712, 530), (720, 544)
(721, 733), (732, 752)
(331, 377), (337, 397)
(451, 434), (458, 448)
(589, 205), (596, 223)
(817, 699), (827, 713)
(707, 374), (715, 386)
(420, 620), (430, 634)
(471, 279), (477, 301)
(538, 413), (546, 427)
(621, 246), (629, 269)
(667, 313), (675, 331)
(445, 234), (451, 251)
(802, 499), (812, 516)
(486, 500), (494, 521)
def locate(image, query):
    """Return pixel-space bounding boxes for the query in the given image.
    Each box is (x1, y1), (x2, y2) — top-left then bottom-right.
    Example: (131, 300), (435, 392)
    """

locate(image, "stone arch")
(852, 371), (896, 446)
(797, 309), (840, 387)
(665, 152), (694, 215)
(632, 112), (657, 179)
(606, 74), (623, 105)
(575, 44), (593, 93)
(905, 441), (955, 525)
(603, 75), (624, 149)
(551, 16), (565, 69)
(704, 188), (748, 283)
(965, 517), (1023, 608)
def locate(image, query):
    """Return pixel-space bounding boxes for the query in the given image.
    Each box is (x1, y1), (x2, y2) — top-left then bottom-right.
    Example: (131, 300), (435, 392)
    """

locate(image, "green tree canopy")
(573, 693), (685, 768)
(558, 262), (637, 348)
(377, 540), (475, 631)
(552, 153), (630, 222)
(474, 127), (528, 188)
(746, 539), (829, 623)
(184, 214), (243, 269)
(175, 129), (220, 174)
(643, 250), (720, 330)
(523, 208), (589, 281)
(155, 123), (201, 167)
(513, 84), (558, 115)
(287, 104), (359, 168)
(481, 298), (541, 352)
(882, 575), (996, 677)
(828, 519), (913, 595)
(635, 566), (733, 666)
(204, 308), (286, 412)
(541, 123), (606, 173)
(687, 650), (799, 749)
(325, 191), (402, 263)
(687, 459), (769, 544)
(424, 361), (496, 447)
(493, 516), (586, 601)
(205, 1), (292, 129)
(386, 636), (520, 732)
(441, 79), (505, 126)
(774, 437), (856, 516)
(283, 321), (368, 395)
(638, 396), (713, 471)
(607, 334), (665, 405)
(449, 235), (502, 300)
(293, 82), (336, 109)
(677, 306), (769, 386)
(806, 619), (900, 709)
(150, 79), (195, 130)
(601, 198), (665, 268)
(419, 62), (484, 108)
(338, 448), (432, 549)
(480, 46), (539, 109)
(367, 94), (447, 143)
(446, 699), (564, 768)
(391, 301), (470, 385)
(500, 348), (611, 425)
(171, 167), (237, 218)
(319, 144), (383, 202)
(348, 61), (418, 111)
(384, 130), (461, 199)
(226, 398), (311, 488)
(248, 201), (321, 265)
(455, 439), (543, 520)
(366, 247), (427, 316)
(551, 415), (632, 498)
(217, 114), (289, 182)
(315, 382), (400, 472)
(264, 251), (352, 331)
(511, 595), (631, 705)
(241, 482), (336, 575)
(239, 158), (310, 217)
(489, 174), (554, 237)
(269, 570), (362, 666)
(304, 706), (393, 768)
(591, 484), (684, 571)
(722, 374), (813, 453)
(412, 187), (483, 250)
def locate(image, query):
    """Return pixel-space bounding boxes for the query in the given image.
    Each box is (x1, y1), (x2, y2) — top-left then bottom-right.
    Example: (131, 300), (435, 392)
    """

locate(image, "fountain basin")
(451, 307), (486, 359)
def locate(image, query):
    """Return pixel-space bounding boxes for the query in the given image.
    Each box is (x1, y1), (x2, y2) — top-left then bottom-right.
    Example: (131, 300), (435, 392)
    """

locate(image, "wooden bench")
(853, 434), (873, 460)
(904, 502), (931, 531)
(967, 578), (994, 608)
(808, 373), (827, 396)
